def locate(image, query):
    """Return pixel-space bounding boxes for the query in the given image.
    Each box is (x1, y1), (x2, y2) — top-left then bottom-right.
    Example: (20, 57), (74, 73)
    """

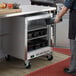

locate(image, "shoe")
(64, 68), (76, 75)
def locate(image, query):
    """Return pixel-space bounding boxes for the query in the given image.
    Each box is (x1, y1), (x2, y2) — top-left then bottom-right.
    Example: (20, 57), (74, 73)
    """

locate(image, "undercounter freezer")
(25, 13), (54, 68)
(7, 13), (55, 68)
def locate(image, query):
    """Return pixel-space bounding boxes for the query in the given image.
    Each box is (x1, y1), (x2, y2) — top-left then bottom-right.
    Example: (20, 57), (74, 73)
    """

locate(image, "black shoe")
(64, 68), (76, 75)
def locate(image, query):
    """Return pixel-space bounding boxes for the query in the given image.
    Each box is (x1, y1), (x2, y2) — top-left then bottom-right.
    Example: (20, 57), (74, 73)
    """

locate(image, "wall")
(0, 0), (31, 5)
(56, 3), (70, 48)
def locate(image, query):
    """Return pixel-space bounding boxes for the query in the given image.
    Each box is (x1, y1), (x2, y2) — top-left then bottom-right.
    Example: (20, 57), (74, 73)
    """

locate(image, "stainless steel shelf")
(28, 27), (47, 32)
(28, 35), (47, 41)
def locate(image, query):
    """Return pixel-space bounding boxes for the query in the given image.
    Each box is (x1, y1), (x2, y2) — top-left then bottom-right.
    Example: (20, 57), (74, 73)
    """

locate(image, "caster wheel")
(24, 61), (31, 69)
(47, 55), (53, 61)
(5, 55), (11, 61)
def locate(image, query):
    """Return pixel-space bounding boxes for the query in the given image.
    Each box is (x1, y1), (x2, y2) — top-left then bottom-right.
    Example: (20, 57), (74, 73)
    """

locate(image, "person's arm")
(54, 5), (69, 23)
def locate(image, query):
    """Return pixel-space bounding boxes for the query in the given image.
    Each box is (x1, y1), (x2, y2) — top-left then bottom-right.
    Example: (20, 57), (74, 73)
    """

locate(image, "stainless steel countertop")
(0, 5), (56, 18)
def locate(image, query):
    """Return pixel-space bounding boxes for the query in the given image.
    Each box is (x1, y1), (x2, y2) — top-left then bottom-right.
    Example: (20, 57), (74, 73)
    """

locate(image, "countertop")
(0, 5), (56, 18)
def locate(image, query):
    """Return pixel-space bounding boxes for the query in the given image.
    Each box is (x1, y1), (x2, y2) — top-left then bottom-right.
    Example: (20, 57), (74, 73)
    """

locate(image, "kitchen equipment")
(25, 13), (54, 68)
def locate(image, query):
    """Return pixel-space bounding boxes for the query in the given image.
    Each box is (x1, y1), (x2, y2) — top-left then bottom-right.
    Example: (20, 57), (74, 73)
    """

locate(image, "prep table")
(0, 5), (56, 68)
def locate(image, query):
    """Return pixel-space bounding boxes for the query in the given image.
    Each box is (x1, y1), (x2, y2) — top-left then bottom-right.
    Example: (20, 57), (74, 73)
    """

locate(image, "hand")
(54, 15), (61, 23)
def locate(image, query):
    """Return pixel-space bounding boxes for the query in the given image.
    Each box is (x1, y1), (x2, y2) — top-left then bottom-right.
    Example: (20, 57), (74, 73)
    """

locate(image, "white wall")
(0, 0), (31, 5)
(56, 3), (70, 48)
(56, 19), (70, 48)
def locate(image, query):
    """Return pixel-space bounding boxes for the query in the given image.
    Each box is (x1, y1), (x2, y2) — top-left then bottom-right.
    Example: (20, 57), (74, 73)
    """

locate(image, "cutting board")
(0, 9), (22, 15)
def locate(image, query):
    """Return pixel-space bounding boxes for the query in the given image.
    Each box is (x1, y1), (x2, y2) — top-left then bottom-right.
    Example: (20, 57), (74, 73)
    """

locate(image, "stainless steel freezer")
(25, 13), (54, 68)
(7, 13), (54, 68)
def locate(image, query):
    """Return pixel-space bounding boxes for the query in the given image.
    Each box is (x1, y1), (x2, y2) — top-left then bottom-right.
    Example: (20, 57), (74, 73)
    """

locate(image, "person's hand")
(54, 15), (61, 23)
